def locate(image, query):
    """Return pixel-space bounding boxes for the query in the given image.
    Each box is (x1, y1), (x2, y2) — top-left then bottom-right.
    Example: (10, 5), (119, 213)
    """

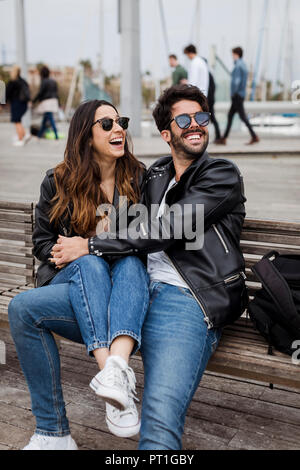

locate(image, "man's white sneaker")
(89, 355), (137, 411)
(106, 397), (140, 438)
(23, 433), (78, 450)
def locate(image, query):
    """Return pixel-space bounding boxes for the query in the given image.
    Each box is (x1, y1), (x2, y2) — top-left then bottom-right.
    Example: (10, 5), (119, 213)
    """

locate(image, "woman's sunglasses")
(169, 112), (211, 130)
(92, 116), (130, 131)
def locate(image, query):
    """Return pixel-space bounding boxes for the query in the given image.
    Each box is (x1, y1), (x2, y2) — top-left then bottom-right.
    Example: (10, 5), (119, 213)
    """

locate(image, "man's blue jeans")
(8, 255), (149, 437)
(139, 281), (222, 450)
(38, 112), (58, 139)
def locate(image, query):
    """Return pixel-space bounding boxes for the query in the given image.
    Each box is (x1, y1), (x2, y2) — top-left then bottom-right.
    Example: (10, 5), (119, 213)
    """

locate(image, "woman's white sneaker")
(23, 433), (78, 450)
(90, 356), (131, 410)
(106, 399), (140, 438)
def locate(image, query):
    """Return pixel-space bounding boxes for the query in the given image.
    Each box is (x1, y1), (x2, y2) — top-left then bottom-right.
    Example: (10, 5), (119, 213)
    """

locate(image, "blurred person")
(5, 65), (30, 146)
(8, 100), (149, 450)
(183, 44), (209, 97)
(33, 66), (59, 140)
(216, 47), (259, 145)
(169, 54), (188, 85)
(203, 58), (221, 142)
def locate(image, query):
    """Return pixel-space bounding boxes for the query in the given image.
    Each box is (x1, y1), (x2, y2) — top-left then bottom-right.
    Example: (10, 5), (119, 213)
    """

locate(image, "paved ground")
(0, 123), (299, 221)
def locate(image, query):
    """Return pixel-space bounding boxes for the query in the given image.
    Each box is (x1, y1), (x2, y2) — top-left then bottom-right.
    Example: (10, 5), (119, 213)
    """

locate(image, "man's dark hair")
(152, 84), (209, 132)
(232, 47), (243, 58)
(40, 66), (50, 79)
(169, 54), (177, 60)
(184, 44), (197, 55)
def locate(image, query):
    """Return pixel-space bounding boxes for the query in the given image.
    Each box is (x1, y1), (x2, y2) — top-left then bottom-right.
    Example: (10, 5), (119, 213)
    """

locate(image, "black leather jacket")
(88, 152), (248, 329)
(32, 167), (146, 288)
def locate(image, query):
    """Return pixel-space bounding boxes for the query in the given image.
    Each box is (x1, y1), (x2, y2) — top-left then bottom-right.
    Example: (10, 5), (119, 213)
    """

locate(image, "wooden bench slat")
(0, 211), (33, 223)
(0, 231), (33, 243)
(241, 231), (300, 245)
(0, 221), (33, 232)
(0, 253), (34, 266)
(0, 265), (34, 277)
(243, 219), (300, 233)
(0, 244), (33, 255)
(0, 201), (33, 211)
(241, 244), (300, 256)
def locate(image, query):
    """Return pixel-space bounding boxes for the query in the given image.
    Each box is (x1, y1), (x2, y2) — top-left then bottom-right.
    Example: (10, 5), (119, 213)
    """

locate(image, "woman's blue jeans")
(8, 255), (149, 437)
(139, 281), (222, 450)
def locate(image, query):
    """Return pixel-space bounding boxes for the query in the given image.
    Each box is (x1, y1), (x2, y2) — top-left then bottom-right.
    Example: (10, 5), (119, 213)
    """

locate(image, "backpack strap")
(252, 251), (300, 335)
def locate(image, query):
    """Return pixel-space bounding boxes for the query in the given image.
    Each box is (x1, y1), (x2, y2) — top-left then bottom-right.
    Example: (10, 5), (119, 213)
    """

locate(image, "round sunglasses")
(169, 112), (211, 130)
(92, 116), (130, 131)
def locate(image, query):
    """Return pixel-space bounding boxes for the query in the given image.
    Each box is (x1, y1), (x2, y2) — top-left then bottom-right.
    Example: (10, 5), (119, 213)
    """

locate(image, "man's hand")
(49, 236), (89, 267)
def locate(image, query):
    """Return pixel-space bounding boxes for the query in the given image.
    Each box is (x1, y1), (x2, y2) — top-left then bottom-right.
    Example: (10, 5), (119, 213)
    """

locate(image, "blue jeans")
(38, 112), (58, 139)
(8, 255), (149, 437)
(139, 281), (222, 450)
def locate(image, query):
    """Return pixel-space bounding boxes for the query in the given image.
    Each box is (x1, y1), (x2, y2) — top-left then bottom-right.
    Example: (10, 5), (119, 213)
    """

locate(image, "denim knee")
(71, 254), (108, 273)
(8, 292), (29, 334)
(113, 256), (148, 279)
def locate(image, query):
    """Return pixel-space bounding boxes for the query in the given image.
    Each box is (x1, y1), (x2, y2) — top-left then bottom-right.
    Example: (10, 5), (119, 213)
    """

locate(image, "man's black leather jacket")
(87, 152), (248, 329)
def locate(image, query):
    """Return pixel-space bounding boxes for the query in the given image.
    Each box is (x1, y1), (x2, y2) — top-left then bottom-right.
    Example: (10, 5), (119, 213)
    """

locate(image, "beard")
(170, 128), (209, 160)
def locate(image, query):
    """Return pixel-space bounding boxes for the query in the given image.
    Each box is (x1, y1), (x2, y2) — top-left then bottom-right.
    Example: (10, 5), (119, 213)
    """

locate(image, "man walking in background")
(184, 44), (209, 97)
(216, 47), (259, 145)
(169, 54), (188, 85)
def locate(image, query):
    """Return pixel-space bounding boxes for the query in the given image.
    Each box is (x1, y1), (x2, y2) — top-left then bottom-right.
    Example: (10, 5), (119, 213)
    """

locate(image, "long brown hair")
(50, 100), (144, 236)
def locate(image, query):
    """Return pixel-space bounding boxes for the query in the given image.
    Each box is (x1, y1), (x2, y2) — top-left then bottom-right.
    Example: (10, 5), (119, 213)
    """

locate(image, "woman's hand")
(49, 235), (89, 267)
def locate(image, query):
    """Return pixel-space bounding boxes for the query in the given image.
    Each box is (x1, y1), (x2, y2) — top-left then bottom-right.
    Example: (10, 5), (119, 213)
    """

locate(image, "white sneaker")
(23, 134), (31, 144)
(23, 433), (78, 450)
(13, 139), (25, 147)
(106, 398), (140, 438)
(89, 355), (137, 411)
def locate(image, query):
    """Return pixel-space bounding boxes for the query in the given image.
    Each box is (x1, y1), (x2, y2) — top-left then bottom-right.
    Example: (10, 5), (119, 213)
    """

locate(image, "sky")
(0, 0), (299, 85)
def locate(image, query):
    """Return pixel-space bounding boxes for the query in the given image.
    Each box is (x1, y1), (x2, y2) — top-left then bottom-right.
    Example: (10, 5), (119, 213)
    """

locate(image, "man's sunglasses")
(92, 116), (130, 131)
(169, 112), (211, 129)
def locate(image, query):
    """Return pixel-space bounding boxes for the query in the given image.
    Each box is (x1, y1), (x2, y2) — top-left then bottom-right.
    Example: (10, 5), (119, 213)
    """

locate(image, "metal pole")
(14, 0), (27, 79)
(195, 0), (202, 54)
(158, 0), (170, 57)
(14, 0), (30, 129)
(99, 0), (105, 89)
(250, 0), (269, 101)
(120, 0), (141, 137)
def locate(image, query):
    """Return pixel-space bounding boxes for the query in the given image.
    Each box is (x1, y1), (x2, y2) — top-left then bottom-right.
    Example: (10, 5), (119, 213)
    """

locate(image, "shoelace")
(101, 363), (126, 389)
(122, 365), (139, 402)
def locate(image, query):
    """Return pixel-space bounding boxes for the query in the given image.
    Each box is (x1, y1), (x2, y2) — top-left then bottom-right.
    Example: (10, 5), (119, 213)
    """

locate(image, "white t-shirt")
(147, 177), (190, 289)
(188, 56), (209, 97)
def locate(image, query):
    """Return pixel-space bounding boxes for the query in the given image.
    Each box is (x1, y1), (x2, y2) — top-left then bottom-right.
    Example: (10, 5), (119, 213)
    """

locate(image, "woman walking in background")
(6, 65), (30, 146)
(33, 65), (59, 140)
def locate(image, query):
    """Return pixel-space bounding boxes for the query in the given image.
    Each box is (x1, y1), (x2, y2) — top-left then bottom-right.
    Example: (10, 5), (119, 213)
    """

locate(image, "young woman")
(8, 100), (149, 450)
(5, 65), (30, 146)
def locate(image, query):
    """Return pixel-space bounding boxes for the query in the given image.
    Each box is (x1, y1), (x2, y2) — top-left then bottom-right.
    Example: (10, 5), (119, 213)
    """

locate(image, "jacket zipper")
(213, 224), (229, 254)
(224, 271), (247, 284)
(165, 253), (214, 329)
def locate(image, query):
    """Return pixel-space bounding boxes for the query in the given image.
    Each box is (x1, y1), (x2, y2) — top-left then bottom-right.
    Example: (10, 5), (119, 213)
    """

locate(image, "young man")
(216, 47), (259, 145)
(183, 44), (209, 97)
(169, 54), (188, 85)
(54, 84), (248, 449)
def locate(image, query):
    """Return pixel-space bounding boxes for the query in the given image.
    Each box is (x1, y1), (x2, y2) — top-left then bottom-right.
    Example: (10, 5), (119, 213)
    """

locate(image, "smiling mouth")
(109, 137), (123, 146)
(183, 131), (205, 143)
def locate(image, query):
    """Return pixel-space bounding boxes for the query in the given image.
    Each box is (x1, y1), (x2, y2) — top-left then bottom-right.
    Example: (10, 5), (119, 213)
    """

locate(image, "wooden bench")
(0, 200), (300, 388)
(0, 201), (35, 327)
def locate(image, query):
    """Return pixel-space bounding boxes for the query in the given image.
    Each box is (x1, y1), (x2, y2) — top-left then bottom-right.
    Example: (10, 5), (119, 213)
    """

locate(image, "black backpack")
(18, 79), (30, 103)
(248, 251), (300, 356)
